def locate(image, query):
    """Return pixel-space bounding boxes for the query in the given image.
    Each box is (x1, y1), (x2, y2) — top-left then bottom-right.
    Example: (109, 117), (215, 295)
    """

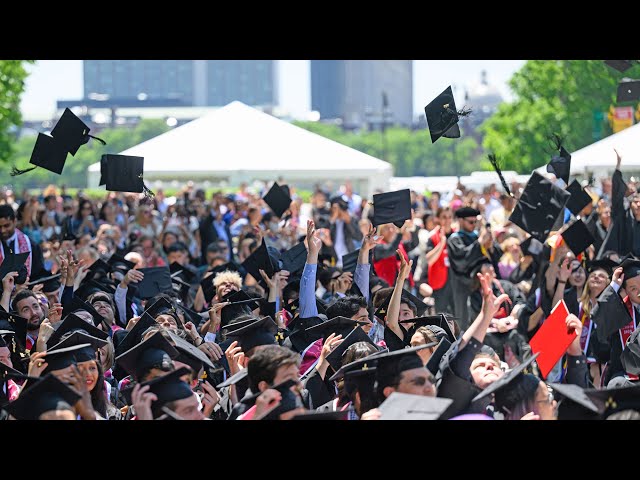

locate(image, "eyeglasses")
(92, 301), (112, 309)
(536, 388), (554, 406)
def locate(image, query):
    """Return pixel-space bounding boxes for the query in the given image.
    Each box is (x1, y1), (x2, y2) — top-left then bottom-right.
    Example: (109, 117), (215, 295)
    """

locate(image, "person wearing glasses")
(447, 206), (502, 329)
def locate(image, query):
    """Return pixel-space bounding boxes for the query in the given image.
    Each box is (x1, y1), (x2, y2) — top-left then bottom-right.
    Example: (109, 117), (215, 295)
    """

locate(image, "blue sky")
(20, 60), (526, 121)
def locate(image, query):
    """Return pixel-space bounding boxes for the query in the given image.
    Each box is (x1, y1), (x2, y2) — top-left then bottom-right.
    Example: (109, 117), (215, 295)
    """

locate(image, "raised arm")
(461, 272), (510, 349)
(385, 250), (413, 341)
(299, 220), (322, 318)
(355, 224), (378, 303)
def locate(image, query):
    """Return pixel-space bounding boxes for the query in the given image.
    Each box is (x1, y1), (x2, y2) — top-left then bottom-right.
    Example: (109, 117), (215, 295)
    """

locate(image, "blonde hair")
(499, 237), (521, 265)
(101, 339), (115, 372)
(213, 270), (243, 289)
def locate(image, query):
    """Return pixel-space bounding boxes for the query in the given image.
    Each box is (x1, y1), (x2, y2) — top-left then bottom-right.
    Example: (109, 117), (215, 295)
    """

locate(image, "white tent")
(87, 101), (393, 197)
(534, 122), (640, 178)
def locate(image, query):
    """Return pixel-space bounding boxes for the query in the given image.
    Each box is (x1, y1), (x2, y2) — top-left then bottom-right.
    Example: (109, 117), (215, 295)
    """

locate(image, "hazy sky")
(20, 60), (527, 121)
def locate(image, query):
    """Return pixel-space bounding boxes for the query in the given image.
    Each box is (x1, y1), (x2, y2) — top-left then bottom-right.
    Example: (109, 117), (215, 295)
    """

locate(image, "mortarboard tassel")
(445, 104), (473, 117)
(138, 174), (155, 199)
(10, 165), (37, 176)
(549, 133), (565, 153)
(86, 134), (107, 146)
(487, 153), (512, 197)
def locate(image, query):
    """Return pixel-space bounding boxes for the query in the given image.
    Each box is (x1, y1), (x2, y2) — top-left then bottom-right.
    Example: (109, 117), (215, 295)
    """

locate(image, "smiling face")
(470, 355), (504, 389)
(569, 260), (586, 289)
(77, 359), (100, 392)
(587, 268), (609, 297)
(15, 295), (45, 331)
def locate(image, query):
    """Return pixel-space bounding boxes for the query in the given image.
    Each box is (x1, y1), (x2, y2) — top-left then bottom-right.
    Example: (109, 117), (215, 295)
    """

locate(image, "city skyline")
(20, 60), (526, 121)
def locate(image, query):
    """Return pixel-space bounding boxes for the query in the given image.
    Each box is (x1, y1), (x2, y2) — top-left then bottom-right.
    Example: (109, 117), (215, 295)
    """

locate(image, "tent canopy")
(535, 122), (640, 178)
(88, 101), (392, 197)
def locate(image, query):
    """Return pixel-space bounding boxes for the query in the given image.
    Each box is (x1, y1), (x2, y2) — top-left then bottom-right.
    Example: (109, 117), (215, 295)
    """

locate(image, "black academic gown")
(599, 169), (640, 258)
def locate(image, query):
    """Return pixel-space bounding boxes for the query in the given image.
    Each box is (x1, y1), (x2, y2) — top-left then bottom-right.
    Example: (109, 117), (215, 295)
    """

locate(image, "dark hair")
(206, 242), (222, 255)
(76, 199), (94, 221)
(370, 276), (389, 291)
(330, 196), (349, 211)
(44, 195), (56, 204)
(12, 289), (38, 310)
(87, 292), (115, 315)
(247, 345), (300, 392)
(498, 374), (542, 420)
(337, 341), (379, 408)
(436, 206), (452, 218)
(0, 204), (16, 221)
(282, 280), (300, 303)
(325, 295), (367, 319)
(166, 242), (188, 255)
(318, 267), (340, 289)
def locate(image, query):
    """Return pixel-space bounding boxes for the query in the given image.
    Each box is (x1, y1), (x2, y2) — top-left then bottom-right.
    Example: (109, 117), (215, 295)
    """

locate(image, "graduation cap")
(561, 220), (595, 256)
(114, 312), (158, 356)
(617, 79), (640, 103)
(241, 239), (279, 284)
(174, 302), (206, 327)
(75, 278), (114, 301)
(487, 153), (512, 196)
(341, 249), (359, 274)
(400, 314), (457, 344)
(10, 133), (69, 176)
(121, 367), (193, 417)
(565, 180), (592, 217)
(621, 256), (640, 282)
(26, 271), (62, 293)
(550, 383), (601, 420)
(221, 289), (261, 327)
(374, 344), (436, 389)
(587, 258), (617, 277)
(372, 189), (412, 228)
(378, 392), (452, 420)
(471, 352), (540, 407)
(51, 107), (106, 156)
(226, 316), (279, 353)
(3, 373), (81, 420)
(209, 262), (241, 276)
(509, 171), (571, 242)
(115, 331), (180, 380)
(70, 295), (105, 329)
(424, 85), (471, 144)
(87, 258), (112, 278)
(108, 253), (136, 273)
(47, 331), (108, 363)
(167, 331), (214, 373)
(136, 267), (173, 299)
(199, 274), (217, 304)
(169, 262), (195, 283)
(454, 206), (480, 218)
(375, 288), (429, 319)
(585, 384), (640, 419)
(143, 296), (178, 320)
(279, 242), (308, 275)
(605, 60), (635, 73)
(0, 310), (28, 349)
(216, 368), (248, 389)
(325, 323), (378, 371)
(520, 236), (544, 257)
(0, 251), (30, 285)
(263, 182), (292, 218)
(46, 312), (109, 349)
(546, 135), (572, 185)
(102, 154), (154, 197)
(41, 343), (93, 374)
(239, 378), (304, 420)
(303, 316), (369, 339)
(426, 337), (452, 376)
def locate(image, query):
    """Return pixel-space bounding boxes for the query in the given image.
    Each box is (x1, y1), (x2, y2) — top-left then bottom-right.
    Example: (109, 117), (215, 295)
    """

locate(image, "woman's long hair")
(579, 268), (610, 319)
(90, 359), (109, 418)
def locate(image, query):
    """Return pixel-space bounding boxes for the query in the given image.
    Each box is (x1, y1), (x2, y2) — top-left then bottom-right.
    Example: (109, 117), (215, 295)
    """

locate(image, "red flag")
(529, 300), (576, 379)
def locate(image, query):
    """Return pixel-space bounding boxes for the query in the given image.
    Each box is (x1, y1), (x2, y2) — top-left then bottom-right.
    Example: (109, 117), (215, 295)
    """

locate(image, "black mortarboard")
(115, 331), (179, 380)
(565, 180), (592, 216)
(375, 288), (429, 319)
(283, 297), (327, 318)
(263, 182), (293, 218)
(143, 296), (178, 320)
(424, 85), (470, 144)
(47, 331), (108, 363)
(242, 239), (278, 284)
(114, 312), (158, 356)
(0, 310), (28, 349)
(325, 323), (378, 371)
(509, 171), (571, 242)
(75, 279), (113, 301)
(169, 262), (195, 283)
(0, 329), (11, 349)
(209, 262), (241, 276)
(30, 133), (70, 175)
(239, 378), (303, 415)
(587, 258), (617, 277)
(26, 271), (61, 293)
(87, 258), (112, 278)
(226, 316), (278, 353)
(378, 392), (452, 420)
(199, 274), (217, 304)
(621, 256), (640, 282)
(70, 295), (105, 329)
(584, 384), (640, 419)
(520, 236), (544, 257)
(46, 312), (109, 349)
(4, 373), (80, 420)
(221, 289), (260, 327)
(549, 383), (601, 420)
(454, 206), (480, 218)
(216, 368), (248, 389)
(374, 344), (435, 389)
(617, 79), (640, 103)
(472, 352), (539, 405)
(136, 267), (173, 299)
(372, 189), (412, 228)
(279, 242), (307, 275)
(290, 410), (351, 420)
(400, 314), (456, 344)
(341, 249), (359, 274)
(303, 316), (369, 339)
(0, 251), (30, 285)
(605, 60), (635, 73)
(561, 220), (595, 256)
(108, 253), (136, 273)
(167, 331), (214, 372)
(546, 147), (572, 185)
(426, 337), (452, 376)
(0, 356), (24, 381)
(41, 343), (92, 374)
(51, 108), (105, 156)
(328, 352), (380, 382)
(122, 367), (194, 418)
(102, 154), (152, 195)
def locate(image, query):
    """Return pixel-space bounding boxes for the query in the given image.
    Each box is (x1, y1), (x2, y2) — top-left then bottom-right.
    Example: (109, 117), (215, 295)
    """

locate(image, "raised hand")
(361, 223), (380, 252)
(335, 272), (353, 294)
(253, 388), (282, 420)
(224, 340), (245, 376)
(27, 351), (48, 378)
(198, 341), (224, 362)
(479, 272), (510, 320)
(612, 266), (624, 288)
(121, 268), (144, 288)
(131, 383), (158, 421)
(67, 364), (98, 420)
(48, 303), (64, 324)
(397, 249), (413, 281)
(557, 256), (572, 283)
(520, 411), (540, 420)
(566, 313), (584, 356)
(2, 271), (19, 294)
(306, 220), (322, 256)
(207, 301), (230, 333)
(615, 148), (622, 170)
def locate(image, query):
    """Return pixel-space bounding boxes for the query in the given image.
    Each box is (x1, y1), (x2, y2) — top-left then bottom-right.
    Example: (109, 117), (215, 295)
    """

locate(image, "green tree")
(481, 60), (640, 173)
(0, 60), (34, 163)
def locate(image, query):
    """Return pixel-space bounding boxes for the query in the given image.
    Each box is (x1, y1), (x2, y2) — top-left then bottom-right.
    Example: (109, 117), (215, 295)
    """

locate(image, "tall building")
(82, 60), (278, 107)
(311, 60), (413, 128)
